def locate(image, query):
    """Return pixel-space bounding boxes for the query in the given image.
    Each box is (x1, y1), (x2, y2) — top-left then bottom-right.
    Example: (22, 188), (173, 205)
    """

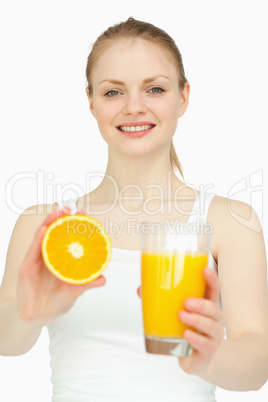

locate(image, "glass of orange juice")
(141, 221), (212, 357)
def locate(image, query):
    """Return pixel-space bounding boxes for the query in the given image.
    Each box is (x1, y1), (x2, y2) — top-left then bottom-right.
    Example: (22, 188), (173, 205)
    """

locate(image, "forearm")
(199, 333), (268, 391)
(0, 299), (43, 356)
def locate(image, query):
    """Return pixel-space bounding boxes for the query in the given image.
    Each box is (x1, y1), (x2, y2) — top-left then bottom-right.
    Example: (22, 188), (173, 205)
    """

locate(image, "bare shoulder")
(20, 202), (59, 218)
(0, 203), (58, 299)
(207, 195), (263, 262)
(10, 203), (59, 242)
(207, 195), (268, 337)
(208, 195), (262, 231)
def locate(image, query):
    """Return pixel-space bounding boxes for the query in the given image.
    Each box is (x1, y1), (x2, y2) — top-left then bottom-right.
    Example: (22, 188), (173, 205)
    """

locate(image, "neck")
(91, 146), (186, 206)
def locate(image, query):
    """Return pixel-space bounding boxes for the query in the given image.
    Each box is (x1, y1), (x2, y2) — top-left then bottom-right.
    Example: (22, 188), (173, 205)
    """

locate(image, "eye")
(148, 87), (165, 94)
(104, 90), (121, 97)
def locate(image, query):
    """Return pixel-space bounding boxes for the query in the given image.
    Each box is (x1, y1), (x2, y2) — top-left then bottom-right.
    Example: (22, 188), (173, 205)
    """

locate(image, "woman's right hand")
(17, 207), (106, 326)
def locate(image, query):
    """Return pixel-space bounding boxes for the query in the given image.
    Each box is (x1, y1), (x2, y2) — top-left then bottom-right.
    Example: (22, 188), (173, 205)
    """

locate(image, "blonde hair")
(85, 17), (188, 179)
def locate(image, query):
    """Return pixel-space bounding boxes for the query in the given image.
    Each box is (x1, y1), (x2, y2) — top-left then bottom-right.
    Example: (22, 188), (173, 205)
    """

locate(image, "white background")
(0, 1), (267, 401)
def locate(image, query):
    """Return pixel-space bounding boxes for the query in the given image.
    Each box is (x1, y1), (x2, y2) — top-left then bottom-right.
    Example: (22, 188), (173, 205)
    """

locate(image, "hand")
(17, 207), (106, 326)
(136, 268), (225, 376)
(178, 267), (225, 375)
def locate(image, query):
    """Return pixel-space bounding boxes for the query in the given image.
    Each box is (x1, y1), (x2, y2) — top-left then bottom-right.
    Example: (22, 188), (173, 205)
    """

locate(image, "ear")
(178, 81), (190, 118)
(85, 88), (96, 118)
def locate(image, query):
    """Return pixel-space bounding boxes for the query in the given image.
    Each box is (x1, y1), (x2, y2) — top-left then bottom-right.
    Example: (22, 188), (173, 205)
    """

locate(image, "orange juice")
(141, 252), (208, 338)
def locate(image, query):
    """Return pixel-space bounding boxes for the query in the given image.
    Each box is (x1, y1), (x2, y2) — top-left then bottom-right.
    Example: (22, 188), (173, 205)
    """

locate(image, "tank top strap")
(55, 198), (78, 214)
(199, 191), (217, 223)
(192, 191), (218, 274)
(187, 191), (217, 225)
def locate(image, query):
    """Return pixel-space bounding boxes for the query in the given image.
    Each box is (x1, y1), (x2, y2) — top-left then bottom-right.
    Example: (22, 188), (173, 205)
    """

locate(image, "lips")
(116, 121), (156, 133)
(116, 123), (156, 138)
(118, 124), (155, 133)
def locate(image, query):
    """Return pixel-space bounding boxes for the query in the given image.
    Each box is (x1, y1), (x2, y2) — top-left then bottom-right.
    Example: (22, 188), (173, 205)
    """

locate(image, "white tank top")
(47, 191), (218, 402)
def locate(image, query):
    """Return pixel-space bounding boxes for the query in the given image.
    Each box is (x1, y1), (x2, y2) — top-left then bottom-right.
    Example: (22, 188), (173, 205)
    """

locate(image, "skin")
(85, 39), (190, 202)
(1, 37), (267, 391)
(84, 38), (268, 389)
(85, 38), (224, 374)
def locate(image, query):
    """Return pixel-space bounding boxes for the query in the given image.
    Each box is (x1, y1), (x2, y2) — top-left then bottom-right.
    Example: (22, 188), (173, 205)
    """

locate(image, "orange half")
(42, 214), (111, 284)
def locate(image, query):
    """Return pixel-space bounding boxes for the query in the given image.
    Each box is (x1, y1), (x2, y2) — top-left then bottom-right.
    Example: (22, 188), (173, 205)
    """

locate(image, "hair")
(85, 17), (188, 179)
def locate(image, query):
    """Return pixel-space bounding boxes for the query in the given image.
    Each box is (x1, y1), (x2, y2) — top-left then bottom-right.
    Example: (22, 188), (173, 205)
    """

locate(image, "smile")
(118, 124), (155, 132)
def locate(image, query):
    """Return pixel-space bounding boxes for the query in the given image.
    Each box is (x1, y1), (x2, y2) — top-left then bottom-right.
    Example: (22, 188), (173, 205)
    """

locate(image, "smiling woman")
(1, 15), (268, 402)
(85, 17), (189, 178)
(85, 38), (190, 167)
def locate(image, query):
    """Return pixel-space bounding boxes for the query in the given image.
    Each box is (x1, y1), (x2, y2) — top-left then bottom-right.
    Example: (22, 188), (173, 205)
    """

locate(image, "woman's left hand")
(178, 266), (225, 376)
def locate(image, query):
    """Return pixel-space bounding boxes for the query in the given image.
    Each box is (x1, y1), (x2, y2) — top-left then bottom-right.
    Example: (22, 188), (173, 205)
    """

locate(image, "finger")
(203, 267), (221, 303)
(22, 208), (87, 276)
(89, 275), (106, 287)
(184, 297), (221, 320)
(76, 209), (86, 216)
(68, 275), (106, 298)
(179, 310), (224, 339)
(42, 206), (72, 228)
(183, 329), (219, 357)
(27, 207), (77, 265)
(45, 207), (87, 226)
(40, 208), (87, 237)
(137, 286), (141, 298)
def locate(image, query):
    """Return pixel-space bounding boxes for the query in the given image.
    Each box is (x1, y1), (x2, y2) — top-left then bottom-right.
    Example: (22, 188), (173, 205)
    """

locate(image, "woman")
(0, 17), (268, 401)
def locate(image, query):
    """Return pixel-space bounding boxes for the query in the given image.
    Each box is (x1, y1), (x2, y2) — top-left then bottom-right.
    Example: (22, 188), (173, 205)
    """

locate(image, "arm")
(179, 196), (268, 391)
(0, 204), (55, 356)
(0, 300), (43, 356)
(0, 204), (105, 356)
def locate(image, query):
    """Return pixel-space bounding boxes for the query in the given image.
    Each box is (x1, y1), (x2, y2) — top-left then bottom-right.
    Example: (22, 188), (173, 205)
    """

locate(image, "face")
(86, 39), (190, 158)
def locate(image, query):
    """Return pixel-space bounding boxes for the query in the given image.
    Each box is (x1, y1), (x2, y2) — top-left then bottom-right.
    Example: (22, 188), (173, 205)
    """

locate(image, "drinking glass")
(140, 221), (212, 357)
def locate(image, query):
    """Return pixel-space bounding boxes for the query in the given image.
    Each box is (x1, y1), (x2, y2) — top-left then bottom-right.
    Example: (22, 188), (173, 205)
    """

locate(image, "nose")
(122, 92), (147, 116)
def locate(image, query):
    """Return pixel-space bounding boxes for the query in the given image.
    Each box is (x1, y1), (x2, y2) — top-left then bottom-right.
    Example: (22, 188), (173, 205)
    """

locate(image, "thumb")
(137, 286), (141, 298)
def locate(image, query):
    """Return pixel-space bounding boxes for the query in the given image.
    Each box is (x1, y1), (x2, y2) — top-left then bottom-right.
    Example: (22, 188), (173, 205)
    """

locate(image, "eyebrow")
(98, 75), (170, 86)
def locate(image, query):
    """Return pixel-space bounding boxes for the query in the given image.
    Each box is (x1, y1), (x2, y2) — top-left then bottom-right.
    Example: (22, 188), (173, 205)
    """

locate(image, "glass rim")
(140, 221), (212, 253)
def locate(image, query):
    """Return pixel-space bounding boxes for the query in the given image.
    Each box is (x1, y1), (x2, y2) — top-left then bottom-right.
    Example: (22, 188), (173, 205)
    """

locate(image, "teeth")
(119, 124), (154, 132)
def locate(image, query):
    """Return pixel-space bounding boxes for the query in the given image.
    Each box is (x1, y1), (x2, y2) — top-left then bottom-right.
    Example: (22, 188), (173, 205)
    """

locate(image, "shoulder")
(9, 202), (59, 248)
(0, 202), (58, 299)
(18, 202), (59, 226)
(208, 195), (262, 232)
(207, 196), (267, 339)
(22, 202), (59, 216)
(9, 202), (60, 249)
(207, 195), (263, 261)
